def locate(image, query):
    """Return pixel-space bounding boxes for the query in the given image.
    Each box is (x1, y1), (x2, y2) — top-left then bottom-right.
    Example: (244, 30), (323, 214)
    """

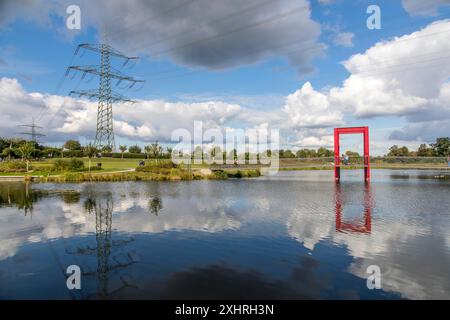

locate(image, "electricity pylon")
(66, 37), (144, 151)
(17, 118), (46, 142)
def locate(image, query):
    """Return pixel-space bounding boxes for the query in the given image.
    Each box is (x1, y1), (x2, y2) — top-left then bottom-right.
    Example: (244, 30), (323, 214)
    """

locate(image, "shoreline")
(0, 166), (449, 183)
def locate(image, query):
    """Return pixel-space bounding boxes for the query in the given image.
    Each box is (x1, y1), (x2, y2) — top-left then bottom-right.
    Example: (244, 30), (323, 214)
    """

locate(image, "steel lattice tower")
(66, 35), (144, 152)
(96, 43), (115, 150)
(17, 118), (46, 142)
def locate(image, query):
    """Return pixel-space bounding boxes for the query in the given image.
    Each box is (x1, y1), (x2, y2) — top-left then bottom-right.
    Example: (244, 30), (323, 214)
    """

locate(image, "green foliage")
(317, 147), (333, 157)
(416, 144), (434, 157)
(112, 152), (146, 159)
(296, 149), (317, 158)
(279, 149), (296, 158)
(83, 143), (98, 158)
(53, 158), (85, 172)
(62, 150), (84, 157)
(212, 170), (228, 179)
(431, 137), (450, 157)
(63, 140), (82, 151)
(0, 161), (30, 172)
(119, 145), (127, 158)
(135, 161), (178, 173)
(387, 145), (411, 157)
(128, 145), (142, 154)
(17, 142), (35, 160)
(41, 147), (60, 158)
(101, 146), (112, 153)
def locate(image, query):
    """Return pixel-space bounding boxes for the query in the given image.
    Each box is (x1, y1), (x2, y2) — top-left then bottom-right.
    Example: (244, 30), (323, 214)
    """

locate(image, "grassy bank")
(1, 157), (448, 182)
(36, 168), (261, 182)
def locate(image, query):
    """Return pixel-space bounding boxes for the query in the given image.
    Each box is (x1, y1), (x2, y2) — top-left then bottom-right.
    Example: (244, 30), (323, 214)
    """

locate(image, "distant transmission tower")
(18, 119), (46, 142)
(66, 34), (144, 151)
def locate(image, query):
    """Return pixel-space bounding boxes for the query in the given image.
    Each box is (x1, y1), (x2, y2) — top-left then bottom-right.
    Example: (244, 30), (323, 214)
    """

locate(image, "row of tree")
(387, 138), (450, 157)
(1, 137), (449, 162)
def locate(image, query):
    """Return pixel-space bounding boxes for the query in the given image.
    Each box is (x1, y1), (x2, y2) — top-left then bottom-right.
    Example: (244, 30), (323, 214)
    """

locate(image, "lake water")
(0, 170), (449, 299)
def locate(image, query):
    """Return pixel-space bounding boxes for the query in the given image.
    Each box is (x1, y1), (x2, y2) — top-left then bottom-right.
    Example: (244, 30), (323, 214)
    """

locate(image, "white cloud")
(283, 82), (343, 128)
(402, 0), (450, 16)
(327, 20), (450, 142)
(0, 77), (339, 146)
(333, 32), (354, 47)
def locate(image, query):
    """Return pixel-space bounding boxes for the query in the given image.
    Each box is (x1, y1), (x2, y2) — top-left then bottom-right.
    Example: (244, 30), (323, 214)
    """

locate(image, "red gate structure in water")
(334, 126), (370, 182)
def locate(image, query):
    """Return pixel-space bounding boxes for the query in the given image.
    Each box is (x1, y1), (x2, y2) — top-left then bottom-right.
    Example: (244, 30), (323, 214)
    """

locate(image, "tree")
(317, 147), (333, 157)
(146, 142), (163, 162)
(431, 137), (450, 157)
(63, 140), (82, 151)
(345, 151), (360, 157)
(119, 145), (127, 159)
(18, 142), (35, 172)
(128, 145), (142, 154)
(279, 149), (295, 158)
(150, 141), (163, 158)
(165, 147), (173, 159)
(387, 145), (410, 157)
(417, 144), (433, 157)
(101, 145), (112, 153)
(1, 142), (14, 160)
(84, 143), (98, 173)
(296, 149), (316, 158)
(144, 145), (151, 159)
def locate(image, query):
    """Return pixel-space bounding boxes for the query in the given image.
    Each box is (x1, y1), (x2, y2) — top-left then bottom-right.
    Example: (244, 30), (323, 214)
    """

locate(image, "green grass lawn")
(0, 157), (143, 176)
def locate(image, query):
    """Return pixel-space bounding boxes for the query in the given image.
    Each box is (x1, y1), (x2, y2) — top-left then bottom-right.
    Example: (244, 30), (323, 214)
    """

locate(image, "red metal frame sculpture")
(334, 126), (370, 182)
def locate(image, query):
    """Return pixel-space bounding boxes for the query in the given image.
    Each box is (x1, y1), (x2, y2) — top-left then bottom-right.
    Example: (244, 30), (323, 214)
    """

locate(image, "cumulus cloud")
(402, 0), (450, 16)
(326, 20), (450, 142)
(283, 82), (343, 129)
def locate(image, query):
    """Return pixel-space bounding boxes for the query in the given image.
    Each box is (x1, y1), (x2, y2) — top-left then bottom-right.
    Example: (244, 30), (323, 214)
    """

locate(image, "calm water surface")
(0, 170), (449, 299)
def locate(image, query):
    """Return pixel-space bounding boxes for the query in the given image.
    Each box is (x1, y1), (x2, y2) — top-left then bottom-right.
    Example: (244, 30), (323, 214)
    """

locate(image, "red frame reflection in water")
(335, 183), (372, 234)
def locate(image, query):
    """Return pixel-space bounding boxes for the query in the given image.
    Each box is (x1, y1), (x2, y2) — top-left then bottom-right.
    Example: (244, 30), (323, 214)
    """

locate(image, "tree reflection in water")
(149, 195), (163, 216)
(0, 182), (41, 215)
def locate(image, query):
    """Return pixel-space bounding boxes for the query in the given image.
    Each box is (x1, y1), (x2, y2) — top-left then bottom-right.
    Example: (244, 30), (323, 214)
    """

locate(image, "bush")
(53, 158), (85, 172)
(112, 152), (146, 159)
(135, 161), (177, 172)
(62, 150), (84, 158)
(212, 170), (228, 179)
(0, 161), (30, 172)
(128, 145), (142, 154)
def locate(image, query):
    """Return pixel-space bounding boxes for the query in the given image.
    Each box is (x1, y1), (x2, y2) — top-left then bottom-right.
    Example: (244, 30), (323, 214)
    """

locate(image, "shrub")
(53, 158), (85, 172)
(62, 150), (84, 158)
(0, 161), (30, 172)
(112, 152), (146, 159)
(128, 145), (142, 154)
(135, 161), (178, 172)
(227, 170), (243, 178)
(212, 170), (228, 179)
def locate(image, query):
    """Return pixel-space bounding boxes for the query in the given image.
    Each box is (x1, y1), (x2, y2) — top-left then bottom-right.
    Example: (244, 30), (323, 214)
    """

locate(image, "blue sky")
(0, 0), (449, 154)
